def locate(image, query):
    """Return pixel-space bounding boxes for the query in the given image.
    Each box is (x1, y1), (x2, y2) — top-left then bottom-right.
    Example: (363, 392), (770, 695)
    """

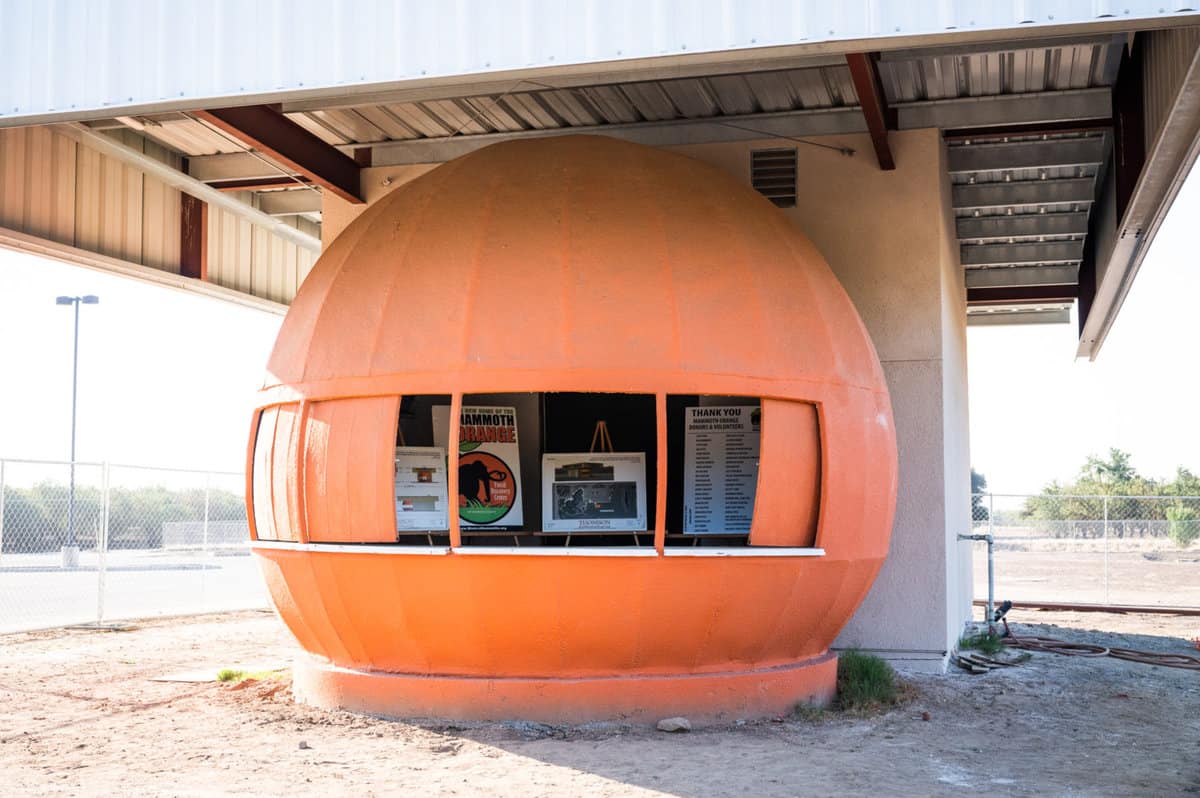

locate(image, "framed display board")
(541, 452), (647, 532)
(393, 446), (449, 531)
(683, 406), (761, 534)
(432, 405), (525, 529)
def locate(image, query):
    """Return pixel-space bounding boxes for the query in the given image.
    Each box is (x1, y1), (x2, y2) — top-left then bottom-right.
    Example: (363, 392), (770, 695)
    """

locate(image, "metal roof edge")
(2, 8), (1198, 129)
(0, 225), (289, 317)
(1077, 41), (1200, 360)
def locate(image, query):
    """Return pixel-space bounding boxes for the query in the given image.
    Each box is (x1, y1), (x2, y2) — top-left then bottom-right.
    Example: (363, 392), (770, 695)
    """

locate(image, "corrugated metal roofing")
(67, 34), (1122, 159)
(268, 40), (1119, 148)
(880, 41), (1118, 101)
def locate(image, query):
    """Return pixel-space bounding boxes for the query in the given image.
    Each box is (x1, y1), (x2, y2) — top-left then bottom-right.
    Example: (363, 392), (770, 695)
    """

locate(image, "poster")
(541, 453), (647, 532)
(432, 405), (524, 529)
(394, 446), (449, 531)
(683, 406), (761, 534)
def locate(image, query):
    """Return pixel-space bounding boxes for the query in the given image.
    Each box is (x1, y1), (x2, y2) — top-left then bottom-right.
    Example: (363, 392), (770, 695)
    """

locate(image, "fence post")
(201, 471), (211, 609)
(97, 462), (110, 625)
(1102, 495), (1110, 605)
(0, 459), (6, 567)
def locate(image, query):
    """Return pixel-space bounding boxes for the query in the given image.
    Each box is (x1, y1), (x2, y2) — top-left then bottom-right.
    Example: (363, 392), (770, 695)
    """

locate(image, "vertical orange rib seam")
(655, 392), (667, 555)
(295, 401), (311, 544)
(447, 393), (463, 549)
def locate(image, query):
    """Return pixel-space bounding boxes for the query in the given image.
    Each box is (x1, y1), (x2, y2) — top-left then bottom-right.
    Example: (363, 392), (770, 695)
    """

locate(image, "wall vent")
(751, 148), (798, 208)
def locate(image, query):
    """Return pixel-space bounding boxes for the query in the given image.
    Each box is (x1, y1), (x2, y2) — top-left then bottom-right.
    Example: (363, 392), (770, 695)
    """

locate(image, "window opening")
(540, 392), (656, 547)
(666, 396), (761, 547)
(394, 394), (452, 545)
(385, 392), (660, 548)
(250, 410), (275, 540)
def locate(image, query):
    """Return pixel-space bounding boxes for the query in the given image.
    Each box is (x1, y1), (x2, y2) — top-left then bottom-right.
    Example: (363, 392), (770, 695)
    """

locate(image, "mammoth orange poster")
(432, 405), (524, 529)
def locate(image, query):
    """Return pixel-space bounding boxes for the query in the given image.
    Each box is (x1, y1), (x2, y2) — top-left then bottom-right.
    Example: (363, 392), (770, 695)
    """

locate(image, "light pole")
(55, 294), (99, 568)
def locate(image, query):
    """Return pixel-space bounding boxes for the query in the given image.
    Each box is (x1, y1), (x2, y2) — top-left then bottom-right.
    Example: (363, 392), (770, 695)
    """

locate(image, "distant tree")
(1080, 448), (1137, 489)
(1166, 503), (1199, 547)
(1, 489), (54, 552)
(1020, 450), (1200, 545)
(0, 483), (246, 552)
(1165, 467), (1200, 498)
(1024, 448), (1159, 524)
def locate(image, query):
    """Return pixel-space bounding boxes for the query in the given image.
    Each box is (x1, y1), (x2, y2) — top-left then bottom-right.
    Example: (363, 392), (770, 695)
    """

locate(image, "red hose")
(1006, 635), (1200, 671)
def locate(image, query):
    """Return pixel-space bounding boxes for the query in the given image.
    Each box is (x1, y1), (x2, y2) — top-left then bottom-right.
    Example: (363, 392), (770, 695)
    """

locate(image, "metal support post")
(65, 300), (80, 567)
(56, 294), (98, 568)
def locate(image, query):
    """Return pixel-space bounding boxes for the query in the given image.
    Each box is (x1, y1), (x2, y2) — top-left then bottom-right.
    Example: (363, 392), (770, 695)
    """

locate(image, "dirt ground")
(1, 609), (1198, 797)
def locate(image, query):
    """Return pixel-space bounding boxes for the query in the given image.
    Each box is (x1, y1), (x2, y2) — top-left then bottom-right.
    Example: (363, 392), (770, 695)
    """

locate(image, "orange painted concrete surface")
(249, 135), (898, 720)
(294, 648), (839, 724)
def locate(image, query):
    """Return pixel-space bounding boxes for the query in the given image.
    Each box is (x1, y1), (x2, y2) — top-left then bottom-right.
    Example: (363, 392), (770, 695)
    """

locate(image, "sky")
(0, 255), (281, 474)
(967, 162), (1200, 495)
(0, 164), (1197, 493)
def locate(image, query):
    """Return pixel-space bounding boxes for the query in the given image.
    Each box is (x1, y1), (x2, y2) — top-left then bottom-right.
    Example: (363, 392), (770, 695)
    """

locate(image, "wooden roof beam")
(846, 52), (896, 171)
(192, 105), (363, 203)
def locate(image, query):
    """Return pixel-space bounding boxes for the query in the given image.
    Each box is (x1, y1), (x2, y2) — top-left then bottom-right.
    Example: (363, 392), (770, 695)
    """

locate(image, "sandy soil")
(2, 609), (1198, 797)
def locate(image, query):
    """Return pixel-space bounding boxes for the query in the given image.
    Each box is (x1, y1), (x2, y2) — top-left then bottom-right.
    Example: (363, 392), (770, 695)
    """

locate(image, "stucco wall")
(669, 131), (971, 667)
(322, 129), (973, 668)
(937, 141), (975, 652)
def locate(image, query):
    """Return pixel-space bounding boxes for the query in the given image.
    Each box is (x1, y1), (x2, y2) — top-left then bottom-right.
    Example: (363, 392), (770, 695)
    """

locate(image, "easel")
(579, 420), (643, 547)
(589, 420), (614, 453)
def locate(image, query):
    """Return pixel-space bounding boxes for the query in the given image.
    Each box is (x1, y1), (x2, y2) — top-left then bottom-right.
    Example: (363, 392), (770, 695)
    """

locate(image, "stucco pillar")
(675, 130), (972, 670)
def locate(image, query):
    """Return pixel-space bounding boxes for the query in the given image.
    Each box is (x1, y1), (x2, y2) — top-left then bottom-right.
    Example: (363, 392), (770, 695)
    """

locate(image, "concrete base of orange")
(292, 652), (838, 724)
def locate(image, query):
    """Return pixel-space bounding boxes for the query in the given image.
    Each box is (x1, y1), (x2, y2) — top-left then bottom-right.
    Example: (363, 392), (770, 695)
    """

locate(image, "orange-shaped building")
(248, 135), (898, 722)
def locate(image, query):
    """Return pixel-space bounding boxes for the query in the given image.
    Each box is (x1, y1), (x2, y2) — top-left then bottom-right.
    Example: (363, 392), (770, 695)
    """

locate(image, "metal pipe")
(987, 492), (995, 626)
(971, 599), (1200, 617)
(52, 123), (321, 254)
(68, 299), (79, 551)
(958, 529), (996, 631)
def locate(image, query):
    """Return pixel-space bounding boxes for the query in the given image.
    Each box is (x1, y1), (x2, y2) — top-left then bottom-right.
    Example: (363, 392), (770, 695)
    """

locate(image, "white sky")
(0, 256), (281, 473)
(0, 165), (1196, 491)
(968, 162), (1200, 494)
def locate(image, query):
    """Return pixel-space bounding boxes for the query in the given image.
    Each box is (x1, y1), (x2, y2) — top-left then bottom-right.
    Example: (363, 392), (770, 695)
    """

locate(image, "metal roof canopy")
(1, 2), (1199, 358)
(1, 1), (1194, 126)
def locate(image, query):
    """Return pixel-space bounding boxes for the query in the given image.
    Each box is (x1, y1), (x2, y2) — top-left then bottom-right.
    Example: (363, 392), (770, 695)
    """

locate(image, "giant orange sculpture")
(248, 135), (897, 722)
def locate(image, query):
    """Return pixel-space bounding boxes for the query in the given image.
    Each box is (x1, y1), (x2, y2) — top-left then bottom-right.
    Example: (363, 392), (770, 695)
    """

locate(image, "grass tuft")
(791, 701), (827, 722)
(836, 650), (898, 711)
(958, 632), (1005, 656)
(216, 668), (286, 684)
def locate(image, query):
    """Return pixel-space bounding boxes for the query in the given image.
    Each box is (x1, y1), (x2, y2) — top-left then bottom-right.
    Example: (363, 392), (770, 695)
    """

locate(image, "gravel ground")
(1, 608), (1198, 797)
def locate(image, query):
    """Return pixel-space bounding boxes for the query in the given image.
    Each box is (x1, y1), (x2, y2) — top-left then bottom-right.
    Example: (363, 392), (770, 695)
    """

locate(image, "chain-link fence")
(972, 493), (1200, 609)
(0, 458), (268, 633)
(9, 470), (1197, 630)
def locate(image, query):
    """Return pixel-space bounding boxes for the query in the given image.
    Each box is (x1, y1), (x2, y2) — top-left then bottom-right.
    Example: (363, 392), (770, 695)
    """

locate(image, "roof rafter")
(193, 105), (363, 203)
(845, 52), (896, 171)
